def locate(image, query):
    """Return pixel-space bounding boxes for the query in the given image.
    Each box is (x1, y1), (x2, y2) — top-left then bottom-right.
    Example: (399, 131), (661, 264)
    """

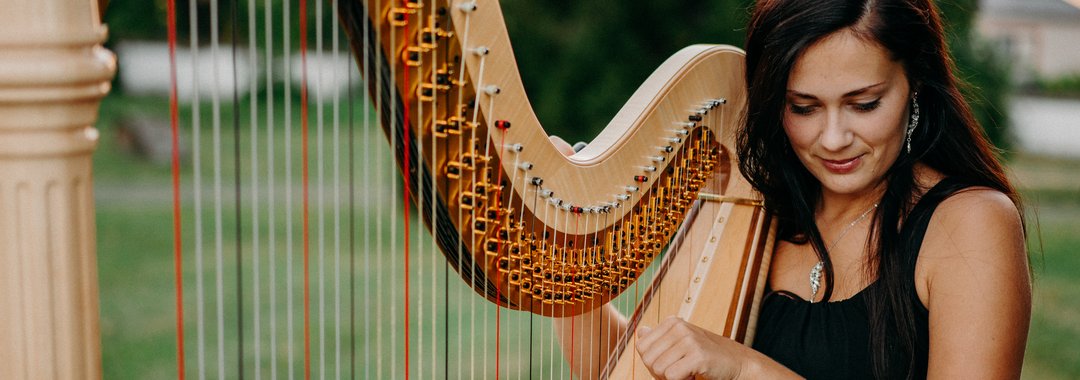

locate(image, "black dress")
(752, 178), (976, 379)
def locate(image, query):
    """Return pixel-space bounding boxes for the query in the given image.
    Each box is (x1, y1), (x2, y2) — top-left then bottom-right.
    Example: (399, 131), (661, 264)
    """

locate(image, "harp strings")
(167, 0), (687, 378)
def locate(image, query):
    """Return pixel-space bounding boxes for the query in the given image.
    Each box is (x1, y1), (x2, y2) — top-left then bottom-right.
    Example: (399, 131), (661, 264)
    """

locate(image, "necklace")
(809, 202), (878, 303)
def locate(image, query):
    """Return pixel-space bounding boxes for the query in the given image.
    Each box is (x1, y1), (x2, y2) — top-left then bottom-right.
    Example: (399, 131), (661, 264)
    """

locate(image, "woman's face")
(783, 30), (911, 199)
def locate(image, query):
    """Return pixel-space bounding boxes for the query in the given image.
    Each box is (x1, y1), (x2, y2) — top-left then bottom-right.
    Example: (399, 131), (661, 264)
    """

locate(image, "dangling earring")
(906, 92), (920, 153)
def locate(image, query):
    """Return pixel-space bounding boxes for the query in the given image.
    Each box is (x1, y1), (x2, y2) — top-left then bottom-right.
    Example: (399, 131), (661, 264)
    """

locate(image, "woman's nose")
(819, 110), (854, 152)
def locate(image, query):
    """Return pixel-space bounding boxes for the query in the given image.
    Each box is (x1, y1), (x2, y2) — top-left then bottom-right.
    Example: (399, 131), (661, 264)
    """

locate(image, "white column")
(0, 0), (115, 379)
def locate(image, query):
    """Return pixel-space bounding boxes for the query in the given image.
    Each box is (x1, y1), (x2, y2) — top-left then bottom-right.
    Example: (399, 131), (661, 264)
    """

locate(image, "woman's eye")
(789, 104), (816, 115)
(854, 99), (882, 112)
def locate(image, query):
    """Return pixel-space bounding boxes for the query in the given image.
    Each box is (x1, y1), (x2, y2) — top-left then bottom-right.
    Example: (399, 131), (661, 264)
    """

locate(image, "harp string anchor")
(457, 1), (478, 12)
(471, 46), (490, 56)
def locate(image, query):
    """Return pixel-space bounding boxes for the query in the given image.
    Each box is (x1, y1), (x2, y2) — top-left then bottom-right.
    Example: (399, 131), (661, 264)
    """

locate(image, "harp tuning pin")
(625, 186), (639, 192)
(616, 194), (631, 201)
(531, 177), (544, 186)
(666, 137), (683, 144)
(548, 197), (562, 206)
(471, 46), (490, 56)
(506, 143), (524, 152)
(713, 98), (728, 106)
(539, 189), (554, 198)
(688, 114), (703, 122)
(670, 129), (690, 136)
(484, 85), (501, 95)
(458, 2), (478, 12)
(676, 121), (696, 129)
(518, 162), (534, 170)
(495, 120), (512, 130)
(648, 156), (665, 163)
(640, 166), (657, 172)
(658, 145), (674, 153)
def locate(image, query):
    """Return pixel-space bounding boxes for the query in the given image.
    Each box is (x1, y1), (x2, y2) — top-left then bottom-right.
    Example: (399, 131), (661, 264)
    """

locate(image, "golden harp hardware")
(339, 0), (776, 377)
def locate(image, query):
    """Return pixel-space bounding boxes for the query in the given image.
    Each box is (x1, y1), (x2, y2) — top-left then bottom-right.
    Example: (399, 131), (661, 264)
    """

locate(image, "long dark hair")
(737, 0), (1021, 378)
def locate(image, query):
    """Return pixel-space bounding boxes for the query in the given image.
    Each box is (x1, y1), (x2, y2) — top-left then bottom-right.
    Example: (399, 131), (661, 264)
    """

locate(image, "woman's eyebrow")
(786, 82), (887, 100)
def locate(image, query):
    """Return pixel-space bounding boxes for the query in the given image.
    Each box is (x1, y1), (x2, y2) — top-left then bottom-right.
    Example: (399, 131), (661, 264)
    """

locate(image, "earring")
(906, 92), (920, 153)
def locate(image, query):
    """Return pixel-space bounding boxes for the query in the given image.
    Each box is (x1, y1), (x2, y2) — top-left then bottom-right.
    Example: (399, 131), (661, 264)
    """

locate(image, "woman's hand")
(635, 317), (753, 380)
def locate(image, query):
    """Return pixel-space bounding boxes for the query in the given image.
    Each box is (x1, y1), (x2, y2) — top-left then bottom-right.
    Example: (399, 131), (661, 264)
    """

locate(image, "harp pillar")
(0, 0), (115, 378)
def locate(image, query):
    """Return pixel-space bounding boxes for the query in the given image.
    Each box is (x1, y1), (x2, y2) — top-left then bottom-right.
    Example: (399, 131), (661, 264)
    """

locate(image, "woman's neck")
(816, 184), (886, 225)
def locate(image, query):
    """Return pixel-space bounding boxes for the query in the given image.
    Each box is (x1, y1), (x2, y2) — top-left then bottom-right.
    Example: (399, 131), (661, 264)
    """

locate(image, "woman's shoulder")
(921, 183), (1023, 259)
(913, 175), (1028, 311)
(911, 165), (1022, 247)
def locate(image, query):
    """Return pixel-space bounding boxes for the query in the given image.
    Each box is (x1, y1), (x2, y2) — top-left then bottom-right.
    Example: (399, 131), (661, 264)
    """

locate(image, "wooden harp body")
(339, 0), (776, 376)
(0, 0), (773, 377)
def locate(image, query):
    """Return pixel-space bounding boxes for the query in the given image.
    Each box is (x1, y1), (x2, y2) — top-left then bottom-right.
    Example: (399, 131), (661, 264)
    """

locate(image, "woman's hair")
(737, 0), (1021, 378)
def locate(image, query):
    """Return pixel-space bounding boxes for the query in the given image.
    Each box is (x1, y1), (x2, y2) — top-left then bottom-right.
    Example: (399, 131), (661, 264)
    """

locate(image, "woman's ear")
(909, 80), (923, 96)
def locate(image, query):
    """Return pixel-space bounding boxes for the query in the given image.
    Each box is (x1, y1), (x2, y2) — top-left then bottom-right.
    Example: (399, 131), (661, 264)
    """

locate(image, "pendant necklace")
(809, 202), (878, 303)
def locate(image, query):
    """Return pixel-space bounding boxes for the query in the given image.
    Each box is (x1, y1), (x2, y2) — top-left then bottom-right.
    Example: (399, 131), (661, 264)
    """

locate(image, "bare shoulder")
(919, 187), (1024, 261)
(915, 187), (1032, 377)
(914, 185), (1030, 310)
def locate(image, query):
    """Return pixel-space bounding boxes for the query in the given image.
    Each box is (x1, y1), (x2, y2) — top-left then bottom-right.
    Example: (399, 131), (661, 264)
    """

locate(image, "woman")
(553, 0), (1031, 378)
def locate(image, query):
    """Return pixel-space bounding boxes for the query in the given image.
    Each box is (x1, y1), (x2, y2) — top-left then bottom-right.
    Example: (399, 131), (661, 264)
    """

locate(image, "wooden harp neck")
(339, 0), (754, 317)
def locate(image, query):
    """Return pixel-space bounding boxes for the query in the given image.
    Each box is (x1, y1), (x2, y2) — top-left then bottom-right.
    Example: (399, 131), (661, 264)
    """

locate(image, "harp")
(335, 0), (776, 377)
(0, 0), (773, 378)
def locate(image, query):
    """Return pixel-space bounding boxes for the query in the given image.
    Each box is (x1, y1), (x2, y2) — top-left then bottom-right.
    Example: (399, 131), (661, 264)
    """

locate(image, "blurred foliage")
(105, 0), (334, 47)
(501, 0), (754, 143)
(1032, 74), (1080, 98)
(938, 0), (1014, 152)
(101, 0), (1012, 148)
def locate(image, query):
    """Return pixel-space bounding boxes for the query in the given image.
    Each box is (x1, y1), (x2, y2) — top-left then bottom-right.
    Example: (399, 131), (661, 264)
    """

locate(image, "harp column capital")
(0, 0), (114, 379)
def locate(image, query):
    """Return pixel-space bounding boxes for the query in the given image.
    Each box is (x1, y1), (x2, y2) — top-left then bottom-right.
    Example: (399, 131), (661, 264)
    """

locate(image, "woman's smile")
(819, 154), (863, 174)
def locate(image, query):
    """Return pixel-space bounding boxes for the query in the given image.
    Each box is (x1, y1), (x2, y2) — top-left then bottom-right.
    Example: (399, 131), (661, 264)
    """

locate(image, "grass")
(93, 93), (1080, 379)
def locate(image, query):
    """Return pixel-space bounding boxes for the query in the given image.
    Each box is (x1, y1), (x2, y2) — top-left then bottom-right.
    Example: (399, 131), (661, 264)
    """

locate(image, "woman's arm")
(917, 189), (1031, 379)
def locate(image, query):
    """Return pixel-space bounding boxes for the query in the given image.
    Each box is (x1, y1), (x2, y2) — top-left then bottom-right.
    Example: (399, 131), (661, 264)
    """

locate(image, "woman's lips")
(821, 155), (862, 174)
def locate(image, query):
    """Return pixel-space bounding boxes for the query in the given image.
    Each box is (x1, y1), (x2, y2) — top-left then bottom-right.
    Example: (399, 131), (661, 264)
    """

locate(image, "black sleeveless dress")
(752, 178), (975, 379)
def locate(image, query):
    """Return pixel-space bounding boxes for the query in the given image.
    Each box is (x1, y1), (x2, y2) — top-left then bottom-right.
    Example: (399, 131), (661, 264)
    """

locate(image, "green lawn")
(93, 94), (1080, 379)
